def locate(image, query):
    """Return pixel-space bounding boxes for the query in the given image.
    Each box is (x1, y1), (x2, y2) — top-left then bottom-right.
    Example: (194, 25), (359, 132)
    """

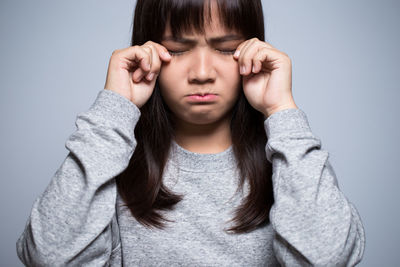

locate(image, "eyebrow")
(162, 34), (244, 45)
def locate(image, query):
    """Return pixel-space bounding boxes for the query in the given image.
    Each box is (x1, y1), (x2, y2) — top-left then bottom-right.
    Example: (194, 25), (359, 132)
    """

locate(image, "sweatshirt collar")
(169, 140), (236, 172)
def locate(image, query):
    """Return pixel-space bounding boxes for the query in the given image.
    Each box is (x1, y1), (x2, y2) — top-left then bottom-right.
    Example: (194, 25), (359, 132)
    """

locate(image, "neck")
(172, 114), (232, 154)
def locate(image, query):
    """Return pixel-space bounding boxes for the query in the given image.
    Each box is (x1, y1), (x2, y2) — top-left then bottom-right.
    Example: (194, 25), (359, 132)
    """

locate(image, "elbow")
(309, 211), (366, 266)
(275, 203), (366, 266)
(331, 210), (366, 266)
(16, 227), (66, 266)
(17, 235), (53, 267)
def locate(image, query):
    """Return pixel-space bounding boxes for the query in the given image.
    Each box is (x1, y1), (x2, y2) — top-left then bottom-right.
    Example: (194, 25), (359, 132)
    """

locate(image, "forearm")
(265, 108), (365, 266)
(16, 89), (140, 266)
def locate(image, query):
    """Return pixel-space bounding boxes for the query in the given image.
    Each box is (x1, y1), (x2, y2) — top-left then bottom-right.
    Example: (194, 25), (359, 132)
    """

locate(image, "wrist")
(263, 102), (298, 118)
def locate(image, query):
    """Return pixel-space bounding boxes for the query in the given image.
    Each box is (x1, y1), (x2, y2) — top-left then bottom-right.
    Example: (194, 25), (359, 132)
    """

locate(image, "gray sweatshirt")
(16, 89), (365, 266)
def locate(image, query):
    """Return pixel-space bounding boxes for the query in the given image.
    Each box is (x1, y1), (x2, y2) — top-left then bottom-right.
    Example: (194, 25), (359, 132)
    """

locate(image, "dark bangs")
(131, 0), (265, 46)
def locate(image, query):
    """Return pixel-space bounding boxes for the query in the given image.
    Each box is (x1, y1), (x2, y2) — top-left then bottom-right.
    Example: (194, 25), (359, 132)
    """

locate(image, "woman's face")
(158, 7), (245, 126)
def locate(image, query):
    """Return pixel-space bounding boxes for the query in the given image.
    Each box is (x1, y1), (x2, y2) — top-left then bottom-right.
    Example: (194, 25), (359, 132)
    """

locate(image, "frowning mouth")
(186, 93), (218, 102)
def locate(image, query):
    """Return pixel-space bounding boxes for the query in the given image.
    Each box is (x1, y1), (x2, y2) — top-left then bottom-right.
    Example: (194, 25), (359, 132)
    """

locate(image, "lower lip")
(187, 94), (218, 102)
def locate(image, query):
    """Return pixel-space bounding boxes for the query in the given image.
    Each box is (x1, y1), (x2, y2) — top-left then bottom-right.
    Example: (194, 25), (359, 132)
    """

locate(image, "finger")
(252, 47), (270, 73)
(144, 44), (163, 81)
(238, 39), (264, 75)
(233, 40), (251, 74)
(253, 47), (286, 73)
(142, 45), (153, 72)
(118, 46), (152, 72)
(233, 39), (249, 59)
(234, 38), (274, 59)
(136, 45), (153, 81)
(132, 67), (145, 83)
(151, 42), (172, 62)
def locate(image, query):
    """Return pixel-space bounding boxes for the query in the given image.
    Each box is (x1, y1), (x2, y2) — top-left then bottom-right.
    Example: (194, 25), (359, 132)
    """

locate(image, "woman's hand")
(233, 38), (298, 117)
(104, 41), (172, 108)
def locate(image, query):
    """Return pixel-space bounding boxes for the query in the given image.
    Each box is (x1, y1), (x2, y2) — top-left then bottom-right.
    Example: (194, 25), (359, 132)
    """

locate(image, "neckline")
(169, 140), (236, 172)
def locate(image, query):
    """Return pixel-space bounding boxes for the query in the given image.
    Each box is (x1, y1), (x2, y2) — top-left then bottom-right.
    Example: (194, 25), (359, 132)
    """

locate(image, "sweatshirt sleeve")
(264, 108), (365, 266)
(16, 89), (140, 266)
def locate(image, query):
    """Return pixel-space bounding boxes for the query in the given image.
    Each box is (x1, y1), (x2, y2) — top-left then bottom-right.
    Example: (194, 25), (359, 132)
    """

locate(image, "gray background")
(1, 0), (398, 266)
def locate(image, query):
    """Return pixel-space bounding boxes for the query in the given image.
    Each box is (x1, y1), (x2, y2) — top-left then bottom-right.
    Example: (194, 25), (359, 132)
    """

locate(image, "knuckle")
(243, 57), (252, 65)
(257, 48), (268, 58)
(143, 41), (155, 49)
(282, 52), (291, 62)
(111, 49), (120, 56)
(129, 45), (140, 55)
(142, 46), (152, 55)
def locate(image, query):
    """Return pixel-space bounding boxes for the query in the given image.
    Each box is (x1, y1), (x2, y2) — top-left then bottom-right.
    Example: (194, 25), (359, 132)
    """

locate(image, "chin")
(184, 117), (219, 125)
(179, 109), (232, 126)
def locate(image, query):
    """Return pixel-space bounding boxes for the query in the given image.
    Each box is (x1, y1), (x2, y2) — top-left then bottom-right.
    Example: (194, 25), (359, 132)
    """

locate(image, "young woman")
(17, 0), (365, 266)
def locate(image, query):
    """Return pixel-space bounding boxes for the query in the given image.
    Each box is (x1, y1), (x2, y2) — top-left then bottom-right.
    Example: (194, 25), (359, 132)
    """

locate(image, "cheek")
(221, 62), (242, 106)
(158, 64), (173, 86)
(157, 64), (184, 109)
(158, 64), (179, 94)
(220, 58), (240, 77)
(220, 61), (241, 90)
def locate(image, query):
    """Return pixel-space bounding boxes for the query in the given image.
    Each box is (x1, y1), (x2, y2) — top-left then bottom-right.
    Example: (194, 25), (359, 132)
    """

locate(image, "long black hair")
(116, 0), (274, 234)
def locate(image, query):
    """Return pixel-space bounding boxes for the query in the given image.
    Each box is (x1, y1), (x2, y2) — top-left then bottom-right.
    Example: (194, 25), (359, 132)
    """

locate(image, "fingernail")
(163, 51), (171, 59)
(234, 50), (240, 57)
(146, 63), (151, 70)
(240, 65), (246, 74)
(252, 65), (256, 73)
(147, 73), (154, 81)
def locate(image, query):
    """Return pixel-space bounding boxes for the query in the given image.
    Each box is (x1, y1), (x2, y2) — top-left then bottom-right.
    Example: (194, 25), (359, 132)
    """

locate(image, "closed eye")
(216, 49), (236, 55)
(168, 49), (236, 56)
(167, 50), (186, 56)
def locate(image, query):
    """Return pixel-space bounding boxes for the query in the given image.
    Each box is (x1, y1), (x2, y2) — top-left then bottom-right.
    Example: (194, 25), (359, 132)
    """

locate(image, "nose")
(188, 48), (216, 84)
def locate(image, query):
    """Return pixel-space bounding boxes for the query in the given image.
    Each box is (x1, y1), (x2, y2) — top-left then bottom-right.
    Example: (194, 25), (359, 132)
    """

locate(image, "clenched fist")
(104, 41), (172, 108)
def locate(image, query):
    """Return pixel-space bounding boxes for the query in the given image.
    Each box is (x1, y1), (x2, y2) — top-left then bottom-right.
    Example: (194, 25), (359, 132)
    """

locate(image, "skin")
(104, 2), (297, 154)
(157, 8), (244, 153)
